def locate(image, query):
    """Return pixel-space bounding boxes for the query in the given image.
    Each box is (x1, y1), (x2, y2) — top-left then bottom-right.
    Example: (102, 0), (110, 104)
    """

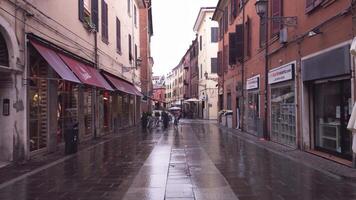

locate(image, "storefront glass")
(246, 91), (259, 135)
(57, 81), (78, 144)
(83, 88), (93, 136)
(314, 79), (352, 160)
(29, 52), (48, 152)
(270, 83), (296, 146)
(99, 91), (112, 133)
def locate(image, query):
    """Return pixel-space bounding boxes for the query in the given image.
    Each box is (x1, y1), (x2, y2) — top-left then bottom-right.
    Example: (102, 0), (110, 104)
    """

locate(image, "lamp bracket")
(266, 16), (298, 27)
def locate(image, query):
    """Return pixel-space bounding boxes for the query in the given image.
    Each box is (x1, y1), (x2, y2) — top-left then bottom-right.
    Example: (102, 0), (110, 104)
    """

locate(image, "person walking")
(162, 111), (169, 129)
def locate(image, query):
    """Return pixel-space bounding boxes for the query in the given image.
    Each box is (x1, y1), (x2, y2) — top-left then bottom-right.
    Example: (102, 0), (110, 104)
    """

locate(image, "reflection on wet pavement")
(0, 120), (356, 200)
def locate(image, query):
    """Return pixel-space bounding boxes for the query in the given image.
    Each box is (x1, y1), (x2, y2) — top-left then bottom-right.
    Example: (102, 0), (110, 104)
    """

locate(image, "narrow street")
(0, 120), (355, 200)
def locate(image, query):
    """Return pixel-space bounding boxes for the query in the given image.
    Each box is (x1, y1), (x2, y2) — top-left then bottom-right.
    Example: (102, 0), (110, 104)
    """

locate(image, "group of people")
(141, 110), (181, 130)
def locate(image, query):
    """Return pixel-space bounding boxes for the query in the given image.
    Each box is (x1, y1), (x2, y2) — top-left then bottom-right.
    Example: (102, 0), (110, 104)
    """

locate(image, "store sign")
(269, 64), (294, 84)
(246, 75), (259, 90)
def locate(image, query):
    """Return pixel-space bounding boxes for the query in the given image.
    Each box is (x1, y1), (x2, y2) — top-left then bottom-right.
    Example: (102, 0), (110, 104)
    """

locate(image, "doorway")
(313, 79), (352, 160)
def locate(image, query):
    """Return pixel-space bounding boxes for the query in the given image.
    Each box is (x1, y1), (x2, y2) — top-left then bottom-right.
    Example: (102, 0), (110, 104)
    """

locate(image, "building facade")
(213, 0), (356, 167)
(0, 0), (151, 163)
(193, 7), (219, 120)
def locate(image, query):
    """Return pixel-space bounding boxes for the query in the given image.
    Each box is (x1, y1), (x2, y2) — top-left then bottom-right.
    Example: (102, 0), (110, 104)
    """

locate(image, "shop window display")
(57, 81), (78, 144)
(246, 91), (259, 135)
(83, 88), (93, 136)
(314, 79), (352, 159)
(29, 51), (48, 152)
(270, 83), (296, 146)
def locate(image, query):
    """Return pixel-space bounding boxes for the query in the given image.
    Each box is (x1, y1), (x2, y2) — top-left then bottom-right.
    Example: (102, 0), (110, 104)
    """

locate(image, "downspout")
(241, 4), (245, 130)
(263, 4), (269, 140)
(93, 31), (98, 139)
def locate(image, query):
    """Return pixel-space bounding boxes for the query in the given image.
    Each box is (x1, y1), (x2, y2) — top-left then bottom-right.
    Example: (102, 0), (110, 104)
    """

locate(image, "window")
(200, 64), (202, 79)
(219, 18), (224, 40)
(199, 35), (202, 51)
(101, 0), (108, 43)
(116, 18), (121, 53)
(134, 5), (137, 26)
(211, 58), (218, 74)
(211, 27), (219, 43)
(127, 0), (131, 16)
(271, 0), (282, 36)
(0, 33), (9, 67)
(128, 34), (132, 61)
(224, 6), (228, 33)
(245, 17), (251, 58)
(79, 0), (98, 31)
(135, 44), (138, 68)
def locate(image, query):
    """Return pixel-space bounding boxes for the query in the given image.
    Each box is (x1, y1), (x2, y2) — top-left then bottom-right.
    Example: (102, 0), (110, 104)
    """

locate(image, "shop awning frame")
(30, 40), (81, 84)
(103, 73), (143, 97)
(59, 54), (113, 91)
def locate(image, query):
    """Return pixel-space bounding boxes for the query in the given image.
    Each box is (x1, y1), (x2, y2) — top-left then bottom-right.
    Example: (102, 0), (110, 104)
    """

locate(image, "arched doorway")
(0, 32), (9, 67)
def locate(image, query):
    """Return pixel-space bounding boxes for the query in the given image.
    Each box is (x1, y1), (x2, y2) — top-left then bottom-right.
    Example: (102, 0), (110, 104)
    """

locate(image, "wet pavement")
(0, 120), (356, 200)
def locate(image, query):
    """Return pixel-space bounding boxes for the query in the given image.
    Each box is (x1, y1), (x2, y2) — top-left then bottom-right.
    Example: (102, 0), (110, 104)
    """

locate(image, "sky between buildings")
(151, 0), (218, 76)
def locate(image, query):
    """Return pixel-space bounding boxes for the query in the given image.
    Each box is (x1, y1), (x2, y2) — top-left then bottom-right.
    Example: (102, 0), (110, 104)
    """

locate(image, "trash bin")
(225, 111), (233, 128)
(65, 122), (79, 155)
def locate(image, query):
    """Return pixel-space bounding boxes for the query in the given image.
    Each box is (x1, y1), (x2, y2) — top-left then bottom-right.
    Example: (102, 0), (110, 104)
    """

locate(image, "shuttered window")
(0, 33), (9, 67)
(217, 51), (222, 76)
(127, 0), (131, 16)
(199, 36), (202, 51)
(211, 58), (218, 74)
(79, 0), (85, 22)
(91, 0), (98, 31)
(244, 17), (251, 58)
(219, 18), (224, 40)
(224, 7), (228, 33)
(235, 24), (244, 62)
(128, 34), (132, 61)
(211, 27), (219, 43)
(271, 0), (282, 36)
(116, 18), (121, 53)
(229, 33), (237, 65)
(223, 45), (228, 72)
(134, 5), (137, 26)
(134, 44), (138, 67)
(101, 0), (108, 43)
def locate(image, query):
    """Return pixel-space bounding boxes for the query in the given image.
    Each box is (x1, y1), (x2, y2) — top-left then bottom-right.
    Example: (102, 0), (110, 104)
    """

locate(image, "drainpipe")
(263, 6), (269, 140)
(93, 31), (98, 139)
(241, 5), (246, 131)
(351, 0), (356, 168)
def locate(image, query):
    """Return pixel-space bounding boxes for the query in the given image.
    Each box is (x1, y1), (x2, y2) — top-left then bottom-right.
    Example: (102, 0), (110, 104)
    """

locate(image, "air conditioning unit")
(279, 27), (288, 44)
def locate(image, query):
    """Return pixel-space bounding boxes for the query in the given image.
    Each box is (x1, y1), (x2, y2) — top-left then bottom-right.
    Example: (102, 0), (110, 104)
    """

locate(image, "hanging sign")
(246, 75), (259, 90)
(268, 64), (294, 84)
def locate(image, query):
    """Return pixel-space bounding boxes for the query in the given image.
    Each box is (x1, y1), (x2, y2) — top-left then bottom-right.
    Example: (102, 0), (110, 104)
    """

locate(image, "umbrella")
(184, 98), (200, 102)
(168, 106), (181, 111)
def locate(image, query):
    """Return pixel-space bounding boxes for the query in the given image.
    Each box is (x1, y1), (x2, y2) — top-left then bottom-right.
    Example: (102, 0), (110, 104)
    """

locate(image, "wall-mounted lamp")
(255, 0), (298, 27)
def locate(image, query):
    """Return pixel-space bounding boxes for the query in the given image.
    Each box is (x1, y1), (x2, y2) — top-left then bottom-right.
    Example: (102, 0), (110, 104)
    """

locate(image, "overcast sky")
(151, 0), (218, 76)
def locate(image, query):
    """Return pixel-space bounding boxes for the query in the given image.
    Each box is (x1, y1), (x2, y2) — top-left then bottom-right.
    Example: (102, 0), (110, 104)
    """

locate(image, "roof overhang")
(193, 7), (216, 32)
(212, 0), (228, 21)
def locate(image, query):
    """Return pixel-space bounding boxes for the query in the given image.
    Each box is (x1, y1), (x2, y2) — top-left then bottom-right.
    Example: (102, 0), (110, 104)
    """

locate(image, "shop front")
(302, 43), (353, 161)
(28, 37), (113, 155)
(103, 73), (142, 129)
(268, 62), (296, 147)
(245, 75), (260, 136)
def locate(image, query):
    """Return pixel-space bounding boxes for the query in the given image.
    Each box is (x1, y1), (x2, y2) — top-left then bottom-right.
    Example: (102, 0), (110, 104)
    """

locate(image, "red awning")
(103, 73), (141, 96)
(30, 40), (81, 84)
(59, 54), (113, 91)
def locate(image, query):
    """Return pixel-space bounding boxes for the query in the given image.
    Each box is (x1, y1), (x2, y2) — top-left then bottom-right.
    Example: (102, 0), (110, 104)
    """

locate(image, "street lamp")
(255, 0), (268, 18)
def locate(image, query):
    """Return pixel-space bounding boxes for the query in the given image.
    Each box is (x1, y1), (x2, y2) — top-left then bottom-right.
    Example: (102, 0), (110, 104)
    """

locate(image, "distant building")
(193, 7), (219, 120)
